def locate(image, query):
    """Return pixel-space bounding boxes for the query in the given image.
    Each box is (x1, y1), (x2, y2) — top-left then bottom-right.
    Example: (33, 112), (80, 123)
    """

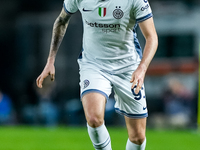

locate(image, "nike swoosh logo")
(83, 8), (92, 11)
(143, 107), (147, 110)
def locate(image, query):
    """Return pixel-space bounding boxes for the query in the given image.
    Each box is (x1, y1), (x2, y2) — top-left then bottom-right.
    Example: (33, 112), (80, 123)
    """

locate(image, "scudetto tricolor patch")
(98, 7), (106, 17)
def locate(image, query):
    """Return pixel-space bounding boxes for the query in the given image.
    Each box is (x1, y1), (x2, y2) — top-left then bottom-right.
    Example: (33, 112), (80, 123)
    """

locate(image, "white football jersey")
(64, 0), (152, 73)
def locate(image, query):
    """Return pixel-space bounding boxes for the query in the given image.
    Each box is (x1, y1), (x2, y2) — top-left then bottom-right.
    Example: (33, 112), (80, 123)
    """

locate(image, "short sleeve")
(132, 0), (153, 23)
(63, 0), (79, 14)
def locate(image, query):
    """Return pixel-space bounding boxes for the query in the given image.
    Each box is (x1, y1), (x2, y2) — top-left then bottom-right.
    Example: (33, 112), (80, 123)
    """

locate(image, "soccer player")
(36, 0), (158, 149)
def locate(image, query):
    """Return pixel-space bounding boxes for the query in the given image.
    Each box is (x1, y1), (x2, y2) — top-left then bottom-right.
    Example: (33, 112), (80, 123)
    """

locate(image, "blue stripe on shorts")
(81, 89), (109, 100)
(115, 108), (148, 118)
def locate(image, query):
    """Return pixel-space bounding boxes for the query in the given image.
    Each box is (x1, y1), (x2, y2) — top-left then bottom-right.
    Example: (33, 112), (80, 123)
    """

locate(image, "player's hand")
(36, 63), (55, 88)
(130, 64), (146, 94)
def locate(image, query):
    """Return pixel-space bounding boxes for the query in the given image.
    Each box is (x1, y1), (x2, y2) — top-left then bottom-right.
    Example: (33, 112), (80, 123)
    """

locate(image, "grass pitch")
(0, 126), (200, 150)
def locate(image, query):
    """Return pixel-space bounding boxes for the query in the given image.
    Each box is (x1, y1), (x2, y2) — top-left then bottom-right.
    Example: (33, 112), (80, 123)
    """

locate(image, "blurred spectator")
(162, 78), (194, 128)
(0, 89), (15, 125)
(149, 77), (195, 129)
(22, 76), (59, 126)
(35, 76), (58, 126)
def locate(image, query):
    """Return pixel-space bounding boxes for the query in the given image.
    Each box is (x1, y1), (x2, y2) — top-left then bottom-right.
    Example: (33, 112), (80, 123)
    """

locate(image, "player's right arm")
(36, 7), (71, 88)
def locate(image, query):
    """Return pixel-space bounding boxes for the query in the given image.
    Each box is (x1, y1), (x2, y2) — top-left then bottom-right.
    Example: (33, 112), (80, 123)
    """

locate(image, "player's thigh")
(82, 92), (106, 127)
(79, 63), (112, 100)
(125, 116), (146, 143)
(82, 92), (106, 118)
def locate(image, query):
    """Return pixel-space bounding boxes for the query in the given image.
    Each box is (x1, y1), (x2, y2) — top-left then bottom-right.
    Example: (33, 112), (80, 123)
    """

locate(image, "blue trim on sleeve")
(81, 89), (109, 100)
(63, 3), (74, 15)
(136, 13), (153, 23)
(115, 108), (148, 118)
(133, 32), (143, 59)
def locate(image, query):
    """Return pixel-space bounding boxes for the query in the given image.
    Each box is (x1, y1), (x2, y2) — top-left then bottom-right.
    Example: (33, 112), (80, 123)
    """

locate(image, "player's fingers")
(130, 73), (136, 83)
(135, 80), (142, 94)
(135, 85), (141, 95)
(131, 74), (138, 89)
(36, 75), (41, 87)
(131, 79), (138, 89)
(130, 76), (134, 83)
(50, 73), (55, 81)
(38, 76), (44, 88)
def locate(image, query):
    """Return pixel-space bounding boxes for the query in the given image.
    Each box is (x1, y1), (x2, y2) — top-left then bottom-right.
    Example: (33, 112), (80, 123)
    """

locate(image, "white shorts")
(78, 60), (148, 119)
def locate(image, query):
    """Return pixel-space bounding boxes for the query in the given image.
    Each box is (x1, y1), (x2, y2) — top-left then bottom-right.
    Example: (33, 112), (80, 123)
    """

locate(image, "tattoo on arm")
(48, 8), (71, 59)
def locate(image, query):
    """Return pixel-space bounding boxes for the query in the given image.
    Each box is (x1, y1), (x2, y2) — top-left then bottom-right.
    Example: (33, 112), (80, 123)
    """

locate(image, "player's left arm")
(130, 17), (158, 94)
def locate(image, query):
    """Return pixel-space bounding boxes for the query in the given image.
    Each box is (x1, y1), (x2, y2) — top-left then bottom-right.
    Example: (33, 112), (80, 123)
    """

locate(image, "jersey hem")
(115, 108), (148, 118)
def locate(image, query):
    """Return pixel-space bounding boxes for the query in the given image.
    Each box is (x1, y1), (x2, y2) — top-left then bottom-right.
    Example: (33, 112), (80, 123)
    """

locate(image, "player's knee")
(129, 132), (145, 145)
(87, 115), (104, 128)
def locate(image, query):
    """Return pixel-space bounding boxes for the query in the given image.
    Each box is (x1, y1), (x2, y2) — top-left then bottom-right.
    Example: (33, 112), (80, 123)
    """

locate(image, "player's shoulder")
(131, 0), (151, 14)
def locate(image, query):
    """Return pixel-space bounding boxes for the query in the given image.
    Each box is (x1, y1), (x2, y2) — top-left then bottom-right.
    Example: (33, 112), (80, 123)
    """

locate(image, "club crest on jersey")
(113, 6), (124, 19)
(98, 7), (106, 17)
(82, 79), (90, 89)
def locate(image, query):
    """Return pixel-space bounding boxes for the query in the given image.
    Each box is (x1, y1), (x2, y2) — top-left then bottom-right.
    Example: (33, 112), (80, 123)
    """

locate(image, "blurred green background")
(0, 127), (200, 150)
